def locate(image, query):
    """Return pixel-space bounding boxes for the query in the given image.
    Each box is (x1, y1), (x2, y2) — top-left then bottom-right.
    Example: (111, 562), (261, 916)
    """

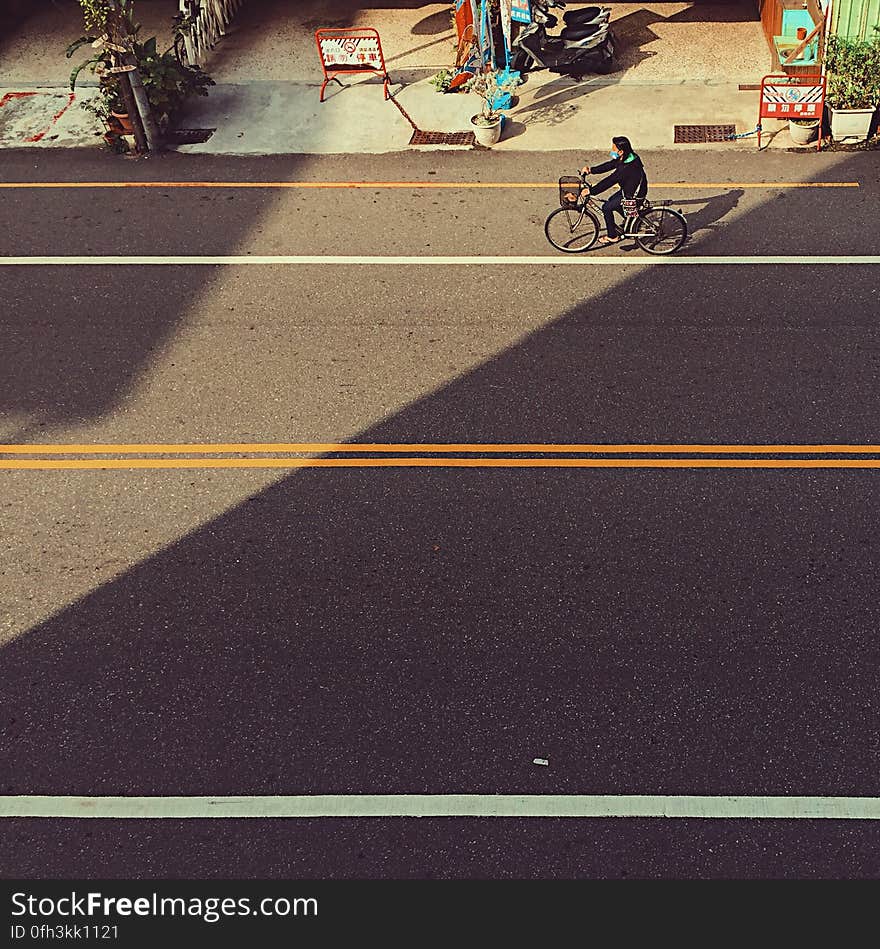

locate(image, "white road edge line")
(0, 256), (878, 266)
(1, 795), (879, 819)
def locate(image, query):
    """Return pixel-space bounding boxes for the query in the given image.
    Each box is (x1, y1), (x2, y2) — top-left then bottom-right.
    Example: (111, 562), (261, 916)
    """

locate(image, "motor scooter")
(510, 6), (615, 77)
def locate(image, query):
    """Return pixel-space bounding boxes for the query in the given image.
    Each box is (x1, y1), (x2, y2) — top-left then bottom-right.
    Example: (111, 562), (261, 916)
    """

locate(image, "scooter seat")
(559, 22), (605, 40)
(563, 6), (604, 24)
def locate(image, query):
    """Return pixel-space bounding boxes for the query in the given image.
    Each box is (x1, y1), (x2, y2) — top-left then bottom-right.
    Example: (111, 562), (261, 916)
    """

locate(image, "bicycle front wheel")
(544, 206), (600, 253)
(633, 207), (687, 255)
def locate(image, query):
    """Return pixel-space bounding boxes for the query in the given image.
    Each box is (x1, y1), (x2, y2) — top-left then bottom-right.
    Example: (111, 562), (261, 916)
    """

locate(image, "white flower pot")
(788, 118), (819, 145)
(471, 114), (502, 147)
(828, 105), (875, 142)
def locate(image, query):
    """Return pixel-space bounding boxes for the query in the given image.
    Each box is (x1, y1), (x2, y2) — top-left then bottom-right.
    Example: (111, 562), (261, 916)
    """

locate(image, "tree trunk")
(127, 65), (163, 152)
(117, 70), (148, 154)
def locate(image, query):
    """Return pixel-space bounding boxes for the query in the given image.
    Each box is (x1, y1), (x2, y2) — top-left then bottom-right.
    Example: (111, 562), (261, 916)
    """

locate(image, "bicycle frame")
(579, 195), (674, 232)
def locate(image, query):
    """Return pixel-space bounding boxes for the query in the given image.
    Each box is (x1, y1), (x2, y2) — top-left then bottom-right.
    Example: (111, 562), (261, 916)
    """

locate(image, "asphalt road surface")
(0, 147), (879, 880)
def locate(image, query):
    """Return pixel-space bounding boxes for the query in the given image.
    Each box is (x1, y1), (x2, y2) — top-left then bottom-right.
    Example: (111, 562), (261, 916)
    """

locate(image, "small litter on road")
(532, 758), (549, 766)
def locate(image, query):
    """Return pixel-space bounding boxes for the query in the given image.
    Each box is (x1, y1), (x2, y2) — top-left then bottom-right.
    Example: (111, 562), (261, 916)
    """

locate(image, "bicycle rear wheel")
(633, 207), (687, 255)
(544, 206), (600, 253)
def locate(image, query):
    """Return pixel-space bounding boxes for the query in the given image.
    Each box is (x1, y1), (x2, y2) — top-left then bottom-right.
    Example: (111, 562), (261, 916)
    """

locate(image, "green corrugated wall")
(831, 0), (880, 41)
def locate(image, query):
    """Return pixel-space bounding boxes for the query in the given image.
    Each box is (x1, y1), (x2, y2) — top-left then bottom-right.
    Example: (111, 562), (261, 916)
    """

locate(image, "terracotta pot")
(110, 110), (133, 134)
(796, 26), (808, 40)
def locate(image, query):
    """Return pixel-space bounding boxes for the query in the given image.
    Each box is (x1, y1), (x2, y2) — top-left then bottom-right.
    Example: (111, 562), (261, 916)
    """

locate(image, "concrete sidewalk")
(0, 75), (795, 154)
(0, 1), (801, 154)
(171, 75), (784, 154)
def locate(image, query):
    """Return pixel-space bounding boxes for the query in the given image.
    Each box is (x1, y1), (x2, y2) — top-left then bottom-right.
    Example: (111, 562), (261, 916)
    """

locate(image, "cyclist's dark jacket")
(590, 153), (647, 199)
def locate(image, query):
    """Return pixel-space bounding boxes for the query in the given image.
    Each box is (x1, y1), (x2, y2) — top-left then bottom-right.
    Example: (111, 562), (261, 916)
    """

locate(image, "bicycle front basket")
(558, 176), (582, 208)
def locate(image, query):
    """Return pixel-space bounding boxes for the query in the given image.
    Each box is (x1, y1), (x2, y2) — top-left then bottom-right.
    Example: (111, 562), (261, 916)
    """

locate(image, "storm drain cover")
(674, 124), (736, 143)
(409, 129), (475, 146)
(166, 128), (216, 145)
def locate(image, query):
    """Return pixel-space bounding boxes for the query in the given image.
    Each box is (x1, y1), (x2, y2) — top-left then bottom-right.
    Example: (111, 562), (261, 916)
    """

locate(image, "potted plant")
(464, 69), (519, 147)
(66, 0), (214, 147)
(823, 33), (880, 142)
(66, 35), (134, 149)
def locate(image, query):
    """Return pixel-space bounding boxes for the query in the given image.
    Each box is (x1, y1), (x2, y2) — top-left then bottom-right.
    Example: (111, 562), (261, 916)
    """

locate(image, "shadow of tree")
(608, 8), (664, 72)
(411, 9), (453, 36)
(665, 1), (761, 24)
(512, 76), (603, 126)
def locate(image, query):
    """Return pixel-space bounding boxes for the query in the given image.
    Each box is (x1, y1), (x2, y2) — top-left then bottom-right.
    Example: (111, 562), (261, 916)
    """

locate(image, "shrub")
(824, 34), (880, 110)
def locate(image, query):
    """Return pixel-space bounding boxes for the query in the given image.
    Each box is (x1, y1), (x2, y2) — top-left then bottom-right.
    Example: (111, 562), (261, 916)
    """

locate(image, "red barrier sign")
(758, 73), (825, 150)
(316, 28), (390, 102)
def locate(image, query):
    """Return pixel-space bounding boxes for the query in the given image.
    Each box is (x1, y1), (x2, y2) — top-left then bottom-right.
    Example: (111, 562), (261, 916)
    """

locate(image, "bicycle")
(544, 173), (688, 255)
(173, 0), (201, 71)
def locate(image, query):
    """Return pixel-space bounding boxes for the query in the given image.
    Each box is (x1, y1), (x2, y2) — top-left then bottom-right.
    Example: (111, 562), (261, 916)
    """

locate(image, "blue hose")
(726, 124), (762, 140)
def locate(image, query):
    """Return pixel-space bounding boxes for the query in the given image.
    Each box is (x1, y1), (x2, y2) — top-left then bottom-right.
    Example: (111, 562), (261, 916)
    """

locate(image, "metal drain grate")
(166, 128), (216, 145)
(409, 129), (475, 146)
(674, 124), (736, 143)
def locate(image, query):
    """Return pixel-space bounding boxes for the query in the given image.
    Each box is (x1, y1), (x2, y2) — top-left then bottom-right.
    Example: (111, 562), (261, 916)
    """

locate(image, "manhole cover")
(674, 124), (736, 143)
(409, 129), (475, 146)
(166, 128), (215, 145)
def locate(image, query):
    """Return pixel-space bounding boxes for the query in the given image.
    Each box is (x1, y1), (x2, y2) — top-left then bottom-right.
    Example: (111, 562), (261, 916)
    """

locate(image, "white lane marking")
(1, 795), (879, 819)
(0, 256), (878, 266)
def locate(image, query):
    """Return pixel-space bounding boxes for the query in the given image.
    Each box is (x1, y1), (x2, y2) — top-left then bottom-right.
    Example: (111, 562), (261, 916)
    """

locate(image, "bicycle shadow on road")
(672, 189), (745, 235)
(612, 188), (745, 251)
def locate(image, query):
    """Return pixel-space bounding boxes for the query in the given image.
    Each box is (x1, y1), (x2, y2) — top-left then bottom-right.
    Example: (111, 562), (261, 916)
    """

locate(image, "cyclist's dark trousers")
(602, 191), (623, 237)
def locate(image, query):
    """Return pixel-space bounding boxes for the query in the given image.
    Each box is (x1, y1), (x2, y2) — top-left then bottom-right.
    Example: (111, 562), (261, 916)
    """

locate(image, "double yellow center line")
(3, 443), (880, 470)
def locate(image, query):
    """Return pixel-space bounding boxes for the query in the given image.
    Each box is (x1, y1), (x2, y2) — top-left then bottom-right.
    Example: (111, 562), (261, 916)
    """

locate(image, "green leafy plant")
(66, 0), (214, 138)
(464, 68), (519, 125)
(67, 0), (141, 128)
(73, 72), (131, 151)
(78, 0), (137, 35)
(133, 34), (214, 130)
(66, 34), (113, 91)
(79, 76), (125, 118)
(429, 68), (453, 93)
(824, 34), (880, 110)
